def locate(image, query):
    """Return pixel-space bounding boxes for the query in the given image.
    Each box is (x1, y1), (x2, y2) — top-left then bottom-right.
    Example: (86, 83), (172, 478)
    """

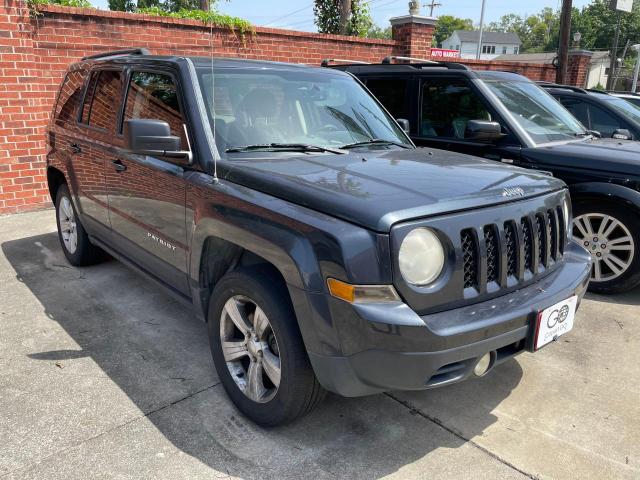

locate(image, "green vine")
(137, 7), (253, 37)
(28, 0), (92, 16)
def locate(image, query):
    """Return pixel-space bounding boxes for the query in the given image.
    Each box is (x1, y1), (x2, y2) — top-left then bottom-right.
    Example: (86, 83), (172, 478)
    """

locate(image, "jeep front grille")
(460, 207), (565, 293)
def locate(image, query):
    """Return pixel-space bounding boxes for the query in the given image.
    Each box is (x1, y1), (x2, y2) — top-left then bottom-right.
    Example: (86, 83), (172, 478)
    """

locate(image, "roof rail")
(320, 58), (370, 67)
(81, 48), (151, 61)
(537, 82), (588, 94)
(381, 55), (439, 65)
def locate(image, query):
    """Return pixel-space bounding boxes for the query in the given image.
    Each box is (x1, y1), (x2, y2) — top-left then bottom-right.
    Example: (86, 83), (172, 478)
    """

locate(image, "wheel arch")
(47, 166), (67, 202)
(568, 182), (640, 215)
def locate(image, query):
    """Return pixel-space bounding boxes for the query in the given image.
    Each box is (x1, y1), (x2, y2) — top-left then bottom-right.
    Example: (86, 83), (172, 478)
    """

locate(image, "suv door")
(73, 68), (124, 231)
(106, 69), (191, 296)
(413, 75), (521, 163)
(557, 96), (625, 138)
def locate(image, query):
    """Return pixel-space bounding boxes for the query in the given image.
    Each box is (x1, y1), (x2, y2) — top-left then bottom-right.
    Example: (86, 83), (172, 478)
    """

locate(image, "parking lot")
(0, 209), (638, 479)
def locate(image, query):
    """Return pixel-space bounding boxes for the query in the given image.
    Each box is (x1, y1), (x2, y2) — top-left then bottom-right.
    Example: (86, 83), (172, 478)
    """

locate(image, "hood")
(527, 138), (640, 175)
(222, 147), (565, 232)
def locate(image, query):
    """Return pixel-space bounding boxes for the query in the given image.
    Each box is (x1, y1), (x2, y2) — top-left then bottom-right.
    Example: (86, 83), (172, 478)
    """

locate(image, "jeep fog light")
(473, 352), (495, 377)
(399, 228), (445, 286)
(327, 278), (401, 304)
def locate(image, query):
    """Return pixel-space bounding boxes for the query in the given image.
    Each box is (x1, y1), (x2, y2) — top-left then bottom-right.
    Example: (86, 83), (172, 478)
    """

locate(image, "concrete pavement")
(0, 209), (638, 479)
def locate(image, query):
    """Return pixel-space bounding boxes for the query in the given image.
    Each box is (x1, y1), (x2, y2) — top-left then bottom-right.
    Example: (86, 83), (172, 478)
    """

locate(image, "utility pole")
(556, 0), (572, 84)
(631, 44), (640, 92)
(475, 0), (487, 60)
(606, 10), (623, 90)
(425, 0), (442, 16)
(199, 0), (209, 11)
(339, 0), (352, 35)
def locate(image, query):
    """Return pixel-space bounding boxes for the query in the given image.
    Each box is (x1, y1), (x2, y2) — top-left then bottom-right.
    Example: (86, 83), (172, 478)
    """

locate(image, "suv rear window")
(80, 70), (122, 130)
(54, 69), (87, 126)
(365, 78), (410, 120)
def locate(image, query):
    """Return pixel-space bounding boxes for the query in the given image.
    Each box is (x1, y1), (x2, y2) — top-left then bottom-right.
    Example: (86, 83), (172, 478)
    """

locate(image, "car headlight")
(398, 228), (445, 286)
(562, 194), (572, 238)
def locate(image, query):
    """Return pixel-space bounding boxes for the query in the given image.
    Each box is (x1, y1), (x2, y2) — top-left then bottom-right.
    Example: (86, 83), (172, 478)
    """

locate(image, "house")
(494, 51), (610, 89)
(441, 30), (521, 60)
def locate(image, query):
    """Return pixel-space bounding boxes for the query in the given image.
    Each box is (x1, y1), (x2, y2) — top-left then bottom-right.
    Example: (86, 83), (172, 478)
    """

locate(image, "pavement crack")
(385, 392), (538, 480)
(0, 382), (221, 479)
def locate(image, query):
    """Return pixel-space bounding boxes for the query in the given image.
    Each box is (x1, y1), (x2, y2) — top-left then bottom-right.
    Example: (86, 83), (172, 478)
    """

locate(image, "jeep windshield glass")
(196, 68), (412, 156)
(482, 79), (586, 144)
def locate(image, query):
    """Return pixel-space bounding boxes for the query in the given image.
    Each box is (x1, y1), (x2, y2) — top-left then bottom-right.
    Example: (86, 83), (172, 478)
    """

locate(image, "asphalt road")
(1, 210), (638, 479)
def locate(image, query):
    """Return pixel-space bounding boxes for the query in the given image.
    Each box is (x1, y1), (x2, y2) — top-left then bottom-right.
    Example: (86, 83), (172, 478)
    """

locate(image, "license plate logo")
(535, 296), (577, 350)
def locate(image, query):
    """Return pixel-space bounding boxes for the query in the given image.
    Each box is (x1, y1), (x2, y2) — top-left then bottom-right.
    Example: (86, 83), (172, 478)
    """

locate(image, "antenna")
(209, 18), (218, 182)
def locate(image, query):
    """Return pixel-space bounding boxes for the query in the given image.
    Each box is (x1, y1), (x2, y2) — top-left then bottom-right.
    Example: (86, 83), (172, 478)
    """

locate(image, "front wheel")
(572, 202), (640, 293)
(208, 267), (325, 426)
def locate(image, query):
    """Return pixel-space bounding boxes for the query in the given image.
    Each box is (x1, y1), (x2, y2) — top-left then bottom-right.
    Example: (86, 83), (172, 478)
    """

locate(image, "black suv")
(47, 50), (590, 425)
(540, 84), (640, 141)
(336, 62), (640, 293)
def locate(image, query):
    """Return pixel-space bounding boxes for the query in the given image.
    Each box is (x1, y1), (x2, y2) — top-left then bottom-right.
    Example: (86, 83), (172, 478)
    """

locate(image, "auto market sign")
(615, 0), (633, 12)
(430, 48), (460, 59)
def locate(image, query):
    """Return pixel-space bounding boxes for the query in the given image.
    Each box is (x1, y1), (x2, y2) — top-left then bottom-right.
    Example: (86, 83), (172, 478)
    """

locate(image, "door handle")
(112, 160), (127, 172)
(70, 143), (81, 154)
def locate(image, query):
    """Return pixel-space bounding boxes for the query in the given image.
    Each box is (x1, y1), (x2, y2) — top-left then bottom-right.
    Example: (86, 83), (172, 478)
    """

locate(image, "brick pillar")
(567, 50), (594, 88)
(0, 0), (50, 214)
(390, 15), (437, 59)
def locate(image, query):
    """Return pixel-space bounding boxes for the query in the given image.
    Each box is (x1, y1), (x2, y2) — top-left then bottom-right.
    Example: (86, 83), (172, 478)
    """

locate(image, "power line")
(262, 3), (314, 27)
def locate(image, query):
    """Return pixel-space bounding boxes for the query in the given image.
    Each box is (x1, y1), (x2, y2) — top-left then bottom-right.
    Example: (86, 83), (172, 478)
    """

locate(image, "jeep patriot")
(46, 49), (591, 425)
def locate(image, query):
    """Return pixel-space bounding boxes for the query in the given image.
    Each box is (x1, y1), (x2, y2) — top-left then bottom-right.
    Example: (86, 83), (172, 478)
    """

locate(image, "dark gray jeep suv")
(46, 49), (591, 425)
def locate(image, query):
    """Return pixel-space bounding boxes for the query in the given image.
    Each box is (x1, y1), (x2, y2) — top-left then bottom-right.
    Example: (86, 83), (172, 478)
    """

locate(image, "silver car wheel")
(220, 295), (281, 403)
(573, 213), (635, 283)
(58, 195), (78, 254)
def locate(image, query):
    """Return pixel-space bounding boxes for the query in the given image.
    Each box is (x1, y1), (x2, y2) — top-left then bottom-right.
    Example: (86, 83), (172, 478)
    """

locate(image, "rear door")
(106, 68), (191, 296)
(72, 68), (124, 232)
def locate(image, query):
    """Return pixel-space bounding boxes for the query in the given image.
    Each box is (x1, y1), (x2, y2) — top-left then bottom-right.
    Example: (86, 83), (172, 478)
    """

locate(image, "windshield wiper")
(225, 143), (345, 154)
(339, 138), (412, 149)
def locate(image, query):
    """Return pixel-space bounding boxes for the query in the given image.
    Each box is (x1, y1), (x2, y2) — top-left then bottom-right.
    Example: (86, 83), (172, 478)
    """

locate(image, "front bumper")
(305, 241), (591, 397)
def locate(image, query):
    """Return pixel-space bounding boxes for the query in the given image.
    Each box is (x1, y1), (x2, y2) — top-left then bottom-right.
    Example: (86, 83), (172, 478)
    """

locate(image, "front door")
(106, 69), (191, 296)
(413, 75), (521, 164)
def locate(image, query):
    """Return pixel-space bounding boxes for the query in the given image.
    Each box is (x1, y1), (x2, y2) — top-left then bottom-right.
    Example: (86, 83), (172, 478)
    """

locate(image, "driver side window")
(420, 77), (493, 139)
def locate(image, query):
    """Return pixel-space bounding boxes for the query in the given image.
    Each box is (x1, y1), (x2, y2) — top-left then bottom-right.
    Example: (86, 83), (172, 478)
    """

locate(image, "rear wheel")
(55, 184), (104, 266)
(573, 201), (640, 293)
(208, 267), (325, 426)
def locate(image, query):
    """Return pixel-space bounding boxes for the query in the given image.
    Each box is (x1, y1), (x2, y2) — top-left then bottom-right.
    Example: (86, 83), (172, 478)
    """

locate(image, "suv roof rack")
(81, 48), (151, 61)
(381, 55), (439, 65)
(320, 58), (370, 67)
(537, 82), (588, 94)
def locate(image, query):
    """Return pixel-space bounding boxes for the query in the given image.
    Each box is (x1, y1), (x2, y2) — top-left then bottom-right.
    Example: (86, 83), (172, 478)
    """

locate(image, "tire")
(207, 267), (325, 426)
(572, 201), (640, 294)
(55, 184), (104, 266)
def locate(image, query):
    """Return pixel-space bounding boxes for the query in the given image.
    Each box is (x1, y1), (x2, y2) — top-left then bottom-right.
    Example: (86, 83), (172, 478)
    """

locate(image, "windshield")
(483, 79), (586, 144)
(594, 93), (640, 123)
(196, 68), (412, 156)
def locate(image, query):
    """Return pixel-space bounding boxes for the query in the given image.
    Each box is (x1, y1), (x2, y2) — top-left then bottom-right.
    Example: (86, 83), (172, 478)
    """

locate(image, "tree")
(487, 8), (560, 53)
(313, 0), (373, 37)
(109, 0), (202, 12)
(434, 16), (474, 47)
(366, 24), (391, 40)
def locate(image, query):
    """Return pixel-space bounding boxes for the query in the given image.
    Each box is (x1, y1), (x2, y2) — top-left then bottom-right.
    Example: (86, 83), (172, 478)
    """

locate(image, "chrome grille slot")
(461, 229), (478, 289)
(504, 221), (517, 277)
(484, 225), (500, 284)
(521, 217), (533, 273)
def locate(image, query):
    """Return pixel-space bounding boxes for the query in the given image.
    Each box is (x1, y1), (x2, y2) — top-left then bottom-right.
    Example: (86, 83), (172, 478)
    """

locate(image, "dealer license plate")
(535, 296), (577, 350)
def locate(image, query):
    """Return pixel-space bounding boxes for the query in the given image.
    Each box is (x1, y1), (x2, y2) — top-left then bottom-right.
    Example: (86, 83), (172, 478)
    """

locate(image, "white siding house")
(442, 30), (522, 60)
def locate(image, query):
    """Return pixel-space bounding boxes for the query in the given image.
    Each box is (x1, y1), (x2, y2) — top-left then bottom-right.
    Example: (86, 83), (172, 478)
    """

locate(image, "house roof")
(452, 30), (521, 45)
(494, 51), (609, 64)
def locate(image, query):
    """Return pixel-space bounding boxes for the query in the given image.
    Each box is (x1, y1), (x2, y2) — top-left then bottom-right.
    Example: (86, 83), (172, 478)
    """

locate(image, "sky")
(91, 0), (593, 32)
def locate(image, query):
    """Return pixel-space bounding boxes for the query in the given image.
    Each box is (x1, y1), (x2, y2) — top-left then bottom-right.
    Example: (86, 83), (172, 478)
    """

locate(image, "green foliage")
(592, 82), (605, 91)
(366, 24), (391, 40)
(434, 15), (474, 47)
(108, 0), (135, 10)
(29, 0), (92, 8)
(136, 6), (252, 35)
(487, 7), (559, 53)
(313, 0), (373, 37)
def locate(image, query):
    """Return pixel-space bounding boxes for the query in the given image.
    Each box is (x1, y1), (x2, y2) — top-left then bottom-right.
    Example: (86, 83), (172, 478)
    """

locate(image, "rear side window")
(80, 70), (123, 131)
(54, 69), (87, 126)
(588, 104), (621, 138)
(123, 71), (186, 145)
(559, 98), (590, 129)
(365, 78), (410, 120)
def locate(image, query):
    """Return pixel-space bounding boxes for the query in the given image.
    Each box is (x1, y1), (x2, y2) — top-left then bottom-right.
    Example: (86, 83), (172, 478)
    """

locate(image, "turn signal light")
(327, 278), (402, 304)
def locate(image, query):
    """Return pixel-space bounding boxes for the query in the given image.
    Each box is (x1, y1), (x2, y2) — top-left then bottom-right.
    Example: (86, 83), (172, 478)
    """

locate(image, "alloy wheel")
(58, 195), (78, 254)
(219, 295), (281, 403)
(573, 213), (635, 283)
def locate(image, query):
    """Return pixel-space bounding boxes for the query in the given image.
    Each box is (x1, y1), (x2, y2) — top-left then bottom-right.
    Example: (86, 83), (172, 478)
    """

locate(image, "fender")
(569, 182), (640, 212)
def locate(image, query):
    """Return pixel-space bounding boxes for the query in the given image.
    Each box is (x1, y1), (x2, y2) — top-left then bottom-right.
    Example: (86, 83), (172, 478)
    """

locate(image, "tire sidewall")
(55, 185), (84, 265)
(207, 270), (302, 426)
(573, 201), (640, 293)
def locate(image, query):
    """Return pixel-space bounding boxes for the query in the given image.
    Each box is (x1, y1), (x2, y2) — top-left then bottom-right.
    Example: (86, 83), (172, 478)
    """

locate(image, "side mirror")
(465, 120), (504, 143)
(587, 130), (602, 138)
(396, 118), (410, 134)
(612, 128), (632, 140)
(124, 119), (192, 163)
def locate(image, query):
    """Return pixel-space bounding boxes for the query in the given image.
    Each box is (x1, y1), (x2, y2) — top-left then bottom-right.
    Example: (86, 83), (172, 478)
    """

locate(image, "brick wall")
(0, 3), (568, 215)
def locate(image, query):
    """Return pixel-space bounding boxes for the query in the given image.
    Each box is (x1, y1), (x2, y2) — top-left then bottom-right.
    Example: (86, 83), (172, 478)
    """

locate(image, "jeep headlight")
(562, 194), (572, 238)
(398, 228), (445, 286)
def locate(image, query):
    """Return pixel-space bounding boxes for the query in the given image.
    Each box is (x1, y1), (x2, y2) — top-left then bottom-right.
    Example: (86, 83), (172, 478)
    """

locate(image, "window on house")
(455, 44), (460, 51)
(502, 46), (508, 55)
(482, 45), (496, 54)
(80, 70), (122, 130)
(513, 47), (519, 54)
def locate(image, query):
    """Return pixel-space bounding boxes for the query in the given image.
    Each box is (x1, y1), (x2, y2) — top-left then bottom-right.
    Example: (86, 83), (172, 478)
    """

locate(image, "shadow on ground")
(2, 232), (524, 479)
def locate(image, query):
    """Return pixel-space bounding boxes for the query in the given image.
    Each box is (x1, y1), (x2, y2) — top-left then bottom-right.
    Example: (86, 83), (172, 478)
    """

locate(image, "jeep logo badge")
(502, 187), (525, 197)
